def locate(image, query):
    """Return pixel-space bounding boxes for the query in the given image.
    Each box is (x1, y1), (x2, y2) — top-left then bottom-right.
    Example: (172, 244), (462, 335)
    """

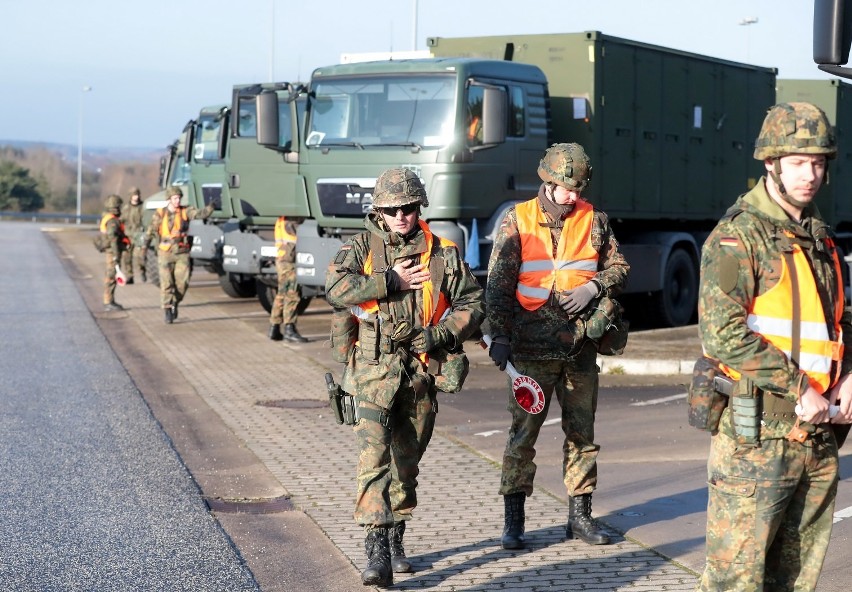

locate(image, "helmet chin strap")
(770, 159), (809, 209)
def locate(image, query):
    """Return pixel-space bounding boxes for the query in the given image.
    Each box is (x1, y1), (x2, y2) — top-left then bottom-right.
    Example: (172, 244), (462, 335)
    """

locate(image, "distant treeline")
(0, 145), (161, 214)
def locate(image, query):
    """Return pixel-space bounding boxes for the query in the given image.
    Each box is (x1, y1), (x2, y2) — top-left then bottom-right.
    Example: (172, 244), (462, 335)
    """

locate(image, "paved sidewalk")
(53, 225), (700, 591)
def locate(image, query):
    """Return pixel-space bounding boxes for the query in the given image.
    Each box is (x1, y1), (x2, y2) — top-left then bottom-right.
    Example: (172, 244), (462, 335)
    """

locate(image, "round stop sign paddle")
(481, 335), (545, 414)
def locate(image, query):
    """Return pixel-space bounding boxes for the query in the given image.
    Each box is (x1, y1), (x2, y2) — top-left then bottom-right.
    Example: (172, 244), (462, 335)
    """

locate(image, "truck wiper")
(316, 141), (364, 150)
(377, 141), (423, 152)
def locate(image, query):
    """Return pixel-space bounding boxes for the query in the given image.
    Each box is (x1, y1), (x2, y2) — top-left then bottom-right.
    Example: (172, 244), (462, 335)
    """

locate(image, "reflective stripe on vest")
(721, 235), (844, 393)
(352, 220), (454, 365)
(158, 207), (189, 251)
(274, 216), (297, 258)
(514, 198), (598, 310)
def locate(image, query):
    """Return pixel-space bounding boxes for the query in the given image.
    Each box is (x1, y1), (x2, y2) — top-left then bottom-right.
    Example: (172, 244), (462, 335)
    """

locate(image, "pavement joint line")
(54, 228), (700, 591)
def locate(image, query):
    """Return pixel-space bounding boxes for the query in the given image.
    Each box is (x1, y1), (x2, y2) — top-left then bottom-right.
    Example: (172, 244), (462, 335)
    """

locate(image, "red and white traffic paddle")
(481, 334), (545, 414)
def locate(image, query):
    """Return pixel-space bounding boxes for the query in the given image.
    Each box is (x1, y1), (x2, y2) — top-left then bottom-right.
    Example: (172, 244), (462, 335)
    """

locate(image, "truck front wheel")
(651, 248), (697, 327)
(218, 273), (257, 299)
(256, 280), (311, 315)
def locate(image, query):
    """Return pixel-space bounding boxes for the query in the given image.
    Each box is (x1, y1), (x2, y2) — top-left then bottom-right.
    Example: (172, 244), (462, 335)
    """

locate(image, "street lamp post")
(76, 85), (92, 225)
(739, 17), (759, 62)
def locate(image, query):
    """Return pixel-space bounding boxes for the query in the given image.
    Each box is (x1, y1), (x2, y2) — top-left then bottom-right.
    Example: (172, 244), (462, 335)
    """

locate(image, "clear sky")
(1, 0), (834, 150)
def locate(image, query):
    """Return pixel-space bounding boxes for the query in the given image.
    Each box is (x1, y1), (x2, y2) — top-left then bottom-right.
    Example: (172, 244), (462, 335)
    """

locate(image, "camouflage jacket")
(145, 203), (214, 254)
(326, 214), (485, 408)
(101, 213), (127, 259)
(699, 177), (852, 402)
(122, 202), (145, 237)
(485, 193), (629, 360)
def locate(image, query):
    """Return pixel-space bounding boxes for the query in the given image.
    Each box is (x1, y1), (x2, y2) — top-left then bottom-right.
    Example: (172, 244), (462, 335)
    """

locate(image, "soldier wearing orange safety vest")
(267, 216), (307, 343)
(697, 102), (852, 592)
(486, 143), (629, 551)
(142, 186), (216, 324)
(326, 168), (484, 588)
(100, 194), (130, 312)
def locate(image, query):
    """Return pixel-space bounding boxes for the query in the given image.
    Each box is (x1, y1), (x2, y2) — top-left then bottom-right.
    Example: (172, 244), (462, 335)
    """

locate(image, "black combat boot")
(389, 522), (413, 573)
(501, 492), (526, 550)
(164, 307), (174, 324)
(566, 494), (610, 545)
(268, 323), (283, 341)
(171, 304), (178, 320)
(361, 528), (393, 587)
(104, 302), (124, 312)
(283, 323), (308, 343)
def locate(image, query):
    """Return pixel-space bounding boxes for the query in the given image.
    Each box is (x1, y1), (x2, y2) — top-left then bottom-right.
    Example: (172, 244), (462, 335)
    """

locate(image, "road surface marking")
(630, 393), (688, 407)
(833, 505), (852, 523)
(474, 430), (502, 437)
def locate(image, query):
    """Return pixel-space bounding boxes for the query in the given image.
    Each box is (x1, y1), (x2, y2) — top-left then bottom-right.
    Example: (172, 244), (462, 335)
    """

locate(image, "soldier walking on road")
(120, 187), (145, 284)
(696, 102), (852, 592)
(486, 143), (629, 550)
(99, 194), (130, 312)
(326, 168), (485, 588)
(141, 186), (215, 324)
(267, 216), (308, 343)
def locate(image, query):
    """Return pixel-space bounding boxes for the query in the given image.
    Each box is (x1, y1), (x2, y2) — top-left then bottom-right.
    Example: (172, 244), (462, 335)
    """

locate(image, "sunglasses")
(378, 203), (419, 216)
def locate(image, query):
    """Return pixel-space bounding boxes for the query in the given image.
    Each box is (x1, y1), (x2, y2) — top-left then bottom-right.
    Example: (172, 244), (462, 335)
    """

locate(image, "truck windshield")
(307, 75), (456, 149)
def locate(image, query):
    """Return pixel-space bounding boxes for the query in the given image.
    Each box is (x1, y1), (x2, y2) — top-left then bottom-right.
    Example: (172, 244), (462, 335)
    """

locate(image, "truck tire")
(218, 273), (257, 299)
(651, 248), (698, 327)
(256, 280), (311, 315)
(144, 248), (159, 286)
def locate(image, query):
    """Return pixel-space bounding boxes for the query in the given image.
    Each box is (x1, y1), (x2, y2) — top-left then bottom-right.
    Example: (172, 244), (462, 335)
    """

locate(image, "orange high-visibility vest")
(352, 220), (454, 366)
(274, 216), (297, 258)
(158, 207), (189, 251)
(721, 233), (845, 394)
(99, 213), (129, 247)
(514, 198), (598, 311)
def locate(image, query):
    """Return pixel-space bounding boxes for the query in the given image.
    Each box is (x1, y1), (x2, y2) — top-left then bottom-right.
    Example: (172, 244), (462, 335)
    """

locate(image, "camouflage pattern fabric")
(486, 191), (629, 361)
(269, 258), (301, 325)
(101, 214), (127, 305)
(698, 411), (838, 591)
(353, 386), (437, 526)
(326, 213), (485, 527)
(120, 200), (145, 282)
(697, 177), (852, 591)
(499, 343), (601, 497)
(156, 249), (191, 309)
(144, 203), (214, 255)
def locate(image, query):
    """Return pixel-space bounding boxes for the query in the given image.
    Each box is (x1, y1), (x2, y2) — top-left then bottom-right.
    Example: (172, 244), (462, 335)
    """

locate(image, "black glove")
(558, 281), (599, 315)
(411, 325), (452, 354)
(489, 339), (512, 372)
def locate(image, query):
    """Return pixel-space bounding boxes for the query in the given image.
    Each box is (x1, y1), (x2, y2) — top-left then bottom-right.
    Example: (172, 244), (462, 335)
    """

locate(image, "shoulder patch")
(719, 236), (739, 248)
(718, 253), (740, 294)
(334, 244), (352, 265)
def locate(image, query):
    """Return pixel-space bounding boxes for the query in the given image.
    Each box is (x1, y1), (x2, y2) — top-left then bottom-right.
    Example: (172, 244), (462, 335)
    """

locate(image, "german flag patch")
(719, 236), (739, 248)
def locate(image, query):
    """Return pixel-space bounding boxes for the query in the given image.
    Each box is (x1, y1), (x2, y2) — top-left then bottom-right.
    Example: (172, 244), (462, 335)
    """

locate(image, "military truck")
(251, 31), (774, 326)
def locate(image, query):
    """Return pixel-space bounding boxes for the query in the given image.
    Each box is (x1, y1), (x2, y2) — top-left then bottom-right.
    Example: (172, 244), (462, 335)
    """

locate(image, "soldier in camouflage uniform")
(142, 186), (215, 324)
(697, 102), (852, 592)
(326, 168), (484, 588)
(99, 194), (129, 312)
(120, 187), (145, 284)
(267, 216), (308, 343)
(486, 143), (629, 549)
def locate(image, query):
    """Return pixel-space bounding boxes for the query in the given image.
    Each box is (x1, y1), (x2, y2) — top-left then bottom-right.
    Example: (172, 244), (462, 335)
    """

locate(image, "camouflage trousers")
(119, 238), (144, 282)
(500, 341), (600, 497)
(103, 252), (120, 304)
(157, 249), (191, 309)
(353, 384), (437, 527)
(269, 258), (301, 326)
(698, 417), (838, 592)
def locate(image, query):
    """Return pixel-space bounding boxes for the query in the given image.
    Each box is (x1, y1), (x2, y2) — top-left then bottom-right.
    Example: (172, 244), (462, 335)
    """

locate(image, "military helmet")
(371, 168), (429, 208)
(166, 185), (183, 198)
(537, 143), (593, 191)
(105, 194), (123, 210)
(753, 102), (836, 160)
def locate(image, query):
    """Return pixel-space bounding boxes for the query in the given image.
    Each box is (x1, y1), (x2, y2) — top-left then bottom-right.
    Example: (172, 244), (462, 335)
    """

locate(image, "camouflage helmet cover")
(129, 186), (141, 197)
(166, 185), (184, 198)
(104, 194), (123, 210)
(538, 143), (593, 191)
(371, 168), (429, 208)
(753, 101), (836, 160)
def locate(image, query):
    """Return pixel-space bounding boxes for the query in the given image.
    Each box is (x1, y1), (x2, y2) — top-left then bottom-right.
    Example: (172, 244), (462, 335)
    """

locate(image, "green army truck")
(253, 31), (774, 326)
(183, 104), (257, 299)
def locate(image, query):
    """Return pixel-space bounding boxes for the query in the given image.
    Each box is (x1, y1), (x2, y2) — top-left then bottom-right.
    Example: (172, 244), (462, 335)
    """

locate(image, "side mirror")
(481, 87), (507, 145)
(814, 0), (852, 79)
(257, 91), (280, 148)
